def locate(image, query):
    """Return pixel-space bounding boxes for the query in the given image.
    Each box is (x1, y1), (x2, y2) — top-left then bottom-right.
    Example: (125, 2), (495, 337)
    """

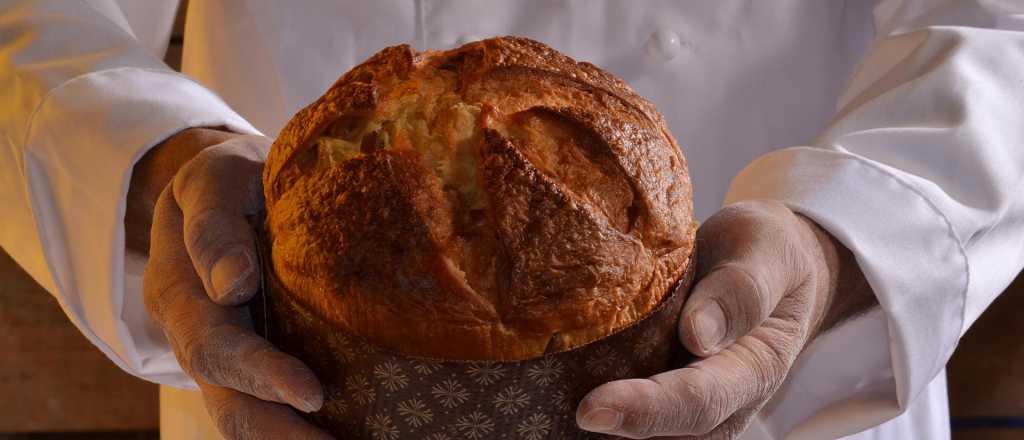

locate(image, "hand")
(138, 130), (332, 439)
(576, 199), (876, 439)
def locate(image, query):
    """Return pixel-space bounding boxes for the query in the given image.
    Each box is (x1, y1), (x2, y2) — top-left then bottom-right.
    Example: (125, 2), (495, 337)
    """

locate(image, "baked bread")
(263, 36), (696, 360)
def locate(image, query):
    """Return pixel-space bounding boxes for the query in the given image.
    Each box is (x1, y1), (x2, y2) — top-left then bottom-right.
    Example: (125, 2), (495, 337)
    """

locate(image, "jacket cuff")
(23, 67), (259, 387)
(725, 146), (967, 413)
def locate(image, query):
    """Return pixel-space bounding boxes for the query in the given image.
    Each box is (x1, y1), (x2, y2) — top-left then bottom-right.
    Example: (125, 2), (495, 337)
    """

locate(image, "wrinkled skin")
(576, 200), (876, 439)
(133, 130), (330, 439)
(133, 130), (873, 440)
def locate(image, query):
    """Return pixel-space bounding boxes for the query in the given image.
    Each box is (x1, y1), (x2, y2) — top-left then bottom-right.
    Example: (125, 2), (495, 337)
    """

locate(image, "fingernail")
(279, 387), (322, 413)
(211, 246), (253, 301)
(694, 302), (727, 352)
(579, 407), (622, 432)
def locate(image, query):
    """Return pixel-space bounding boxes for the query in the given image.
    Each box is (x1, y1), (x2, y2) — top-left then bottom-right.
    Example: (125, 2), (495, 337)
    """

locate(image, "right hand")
(142, 132), (332, 439)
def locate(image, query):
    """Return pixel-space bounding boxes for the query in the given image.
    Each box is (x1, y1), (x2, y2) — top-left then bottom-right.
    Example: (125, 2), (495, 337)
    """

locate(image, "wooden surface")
(0, 0), (1021, 436)
(0, 433), (156, 440)
(0, 248), (158, 432)
(948, 271), (1024, 440)
(0, 1), (186, 434)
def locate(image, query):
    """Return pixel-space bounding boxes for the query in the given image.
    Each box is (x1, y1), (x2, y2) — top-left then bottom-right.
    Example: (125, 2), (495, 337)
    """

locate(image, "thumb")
(577, 286), (806, 437)
(172, 135), (270, 305)
(679, 201), (803, 356)
(680, 261), (789, 357)
(578, 294), (809, 438)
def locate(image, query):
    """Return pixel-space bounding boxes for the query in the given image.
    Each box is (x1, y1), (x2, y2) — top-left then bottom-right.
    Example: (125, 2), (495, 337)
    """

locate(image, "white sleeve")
(725, 0), (1024, 437)
(0, 0), (259, 387)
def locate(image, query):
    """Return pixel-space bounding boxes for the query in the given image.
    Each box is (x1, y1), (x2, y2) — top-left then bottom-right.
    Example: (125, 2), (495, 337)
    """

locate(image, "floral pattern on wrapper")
(253, 231), (695, 439)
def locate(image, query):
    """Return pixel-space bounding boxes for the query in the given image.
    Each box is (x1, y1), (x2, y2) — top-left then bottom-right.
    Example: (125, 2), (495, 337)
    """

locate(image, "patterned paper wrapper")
(253, 234), (695, 440)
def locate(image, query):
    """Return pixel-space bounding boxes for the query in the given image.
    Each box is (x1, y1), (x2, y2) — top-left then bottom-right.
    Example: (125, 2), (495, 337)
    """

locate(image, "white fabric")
(0, 0), (260, 387)
(2, 0), (1023, 439)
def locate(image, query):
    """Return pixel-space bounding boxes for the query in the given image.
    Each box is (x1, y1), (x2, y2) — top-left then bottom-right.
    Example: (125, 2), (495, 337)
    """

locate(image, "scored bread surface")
(264, 36), (696, 360)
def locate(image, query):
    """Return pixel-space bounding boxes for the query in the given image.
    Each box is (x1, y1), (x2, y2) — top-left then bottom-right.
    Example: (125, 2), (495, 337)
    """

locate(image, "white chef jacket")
(2, 1), (1023, 439)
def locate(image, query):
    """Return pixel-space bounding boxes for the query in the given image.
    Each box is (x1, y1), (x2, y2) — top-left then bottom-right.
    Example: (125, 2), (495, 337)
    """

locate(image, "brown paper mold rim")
(252, 227), (696, 440)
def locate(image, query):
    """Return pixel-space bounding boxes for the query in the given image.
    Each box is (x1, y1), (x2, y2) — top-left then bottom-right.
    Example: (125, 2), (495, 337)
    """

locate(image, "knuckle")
(179, 328), (210, 379)
(185, 325), (271, 397)
(755, 361), (786, 398)
(242, 136), (272, 161)
(178, 194), (257, 271)
(690, 406), (722, 434)
(683, 369), (731, 434)
(631, 408), (666, 438)
(172, 151), (211, 201)
(209, 396), (254, 440)
(141, 268), (165, 317)
(718, 200), (760, 219)
(715, 263), (769, 325)
(143, 274), (191, 327)
(183, 210), (254, 275)
(195, 140), (265, 176)
(202, 140), (238, 156)
(227, 341), (279, 398)
(601, 380), (667, 438)
(782, 247), (811, 282)
(227, 135), (271, 160)
(713, 200), (791, 239)
(637, 400), (670, 437)
(181, 325), (232, 383)
(173, 144), (259, 210)
(657, 370), (722, 435)
(720, 200), (783, 223)
(207, 137), (252, 156)
(184, 207), (226, 252)
(692, 400), (725, 433)
(657, 386), (687, 430)
(761, 319), (804, 361)
(743, 199), (789, 217)
(747, 329), (799, 396)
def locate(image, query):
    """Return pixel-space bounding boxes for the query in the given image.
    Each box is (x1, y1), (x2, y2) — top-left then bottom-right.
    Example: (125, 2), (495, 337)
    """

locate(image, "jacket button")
(646, 29), (682, 62)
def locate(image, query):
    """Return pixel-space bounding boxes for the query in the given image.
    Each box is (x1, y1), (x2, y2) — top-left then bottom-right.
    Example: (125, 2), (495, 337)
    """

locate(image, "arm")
(0, 0), (258, 385)
(1, 3), (333, 437)
(125, 127), (238, 255)
(577, 0), (1024, 438)
(724, 0), (1024, 435)
(578, 199), (877, 439)
(139, 133), (331, 439)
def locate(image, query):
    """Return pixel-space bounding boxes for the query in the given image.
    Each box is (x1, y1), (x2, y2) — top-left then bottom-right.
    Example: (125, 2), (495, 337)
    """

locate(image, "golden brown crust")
(264, 36), (696, 360)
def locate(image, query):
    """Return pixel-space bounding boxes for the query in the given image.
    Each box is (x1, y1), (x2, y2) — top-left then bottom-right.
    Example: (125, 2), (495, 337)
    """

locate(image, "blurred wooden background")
(948, 272), (1024, 440)
(0, 1), (1020, 439)
(0, 1), (190, 437)
(0, 246), (158, 437)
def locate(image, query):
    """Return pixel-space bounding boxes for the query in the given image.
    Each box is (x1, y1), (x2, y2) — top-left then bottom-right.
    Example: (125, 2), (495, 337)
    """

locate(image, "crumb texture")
(264, 37), (696, 360)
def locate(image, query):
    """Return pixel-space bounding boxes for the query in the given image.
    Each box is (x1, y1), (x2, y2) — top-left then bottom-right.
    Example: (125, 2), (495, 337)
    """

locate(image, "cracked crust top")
(264, 36), (696, 360)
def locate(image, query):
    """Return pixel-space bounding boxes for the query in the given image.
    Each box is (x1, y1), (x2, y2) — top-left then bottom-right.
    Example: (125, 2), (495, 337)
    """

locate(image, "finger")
(200, 381), (334, 440)
(670, 407), (759, 440)
(172, 136), (269, 305)
(679, 201), (802, 356)
(578, 295), (807, 438)
(145, 186), (323, 412)
(679, 262), (788, 356)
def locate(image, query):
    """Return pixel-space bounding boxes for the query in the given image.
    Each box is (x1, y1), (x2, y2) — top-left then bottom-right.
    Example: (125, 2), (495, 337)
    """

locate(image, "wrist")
(125, 126), (242, 254)
(797, 214), (878, 334)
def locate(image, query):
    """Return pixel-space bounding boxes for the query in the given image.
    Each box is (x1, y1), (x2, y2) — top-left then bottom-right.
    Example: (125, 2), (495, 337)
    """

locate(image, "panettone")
(262, 36), (696, 361)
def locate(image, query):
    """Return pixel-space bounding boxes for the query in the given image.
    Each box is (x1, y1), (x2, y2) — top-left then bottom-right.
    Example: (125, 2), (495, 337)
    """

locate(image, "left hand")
(576, 199), (876, 439)
(132, 129), (331, 439)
